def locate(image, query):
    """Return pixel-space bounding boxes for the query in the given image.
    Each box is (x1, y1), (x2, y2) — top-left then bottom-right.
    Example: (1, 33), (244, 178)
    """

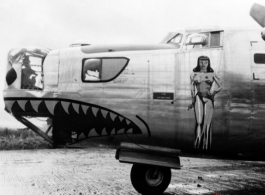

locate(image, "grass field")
(0, 127), (52, 150)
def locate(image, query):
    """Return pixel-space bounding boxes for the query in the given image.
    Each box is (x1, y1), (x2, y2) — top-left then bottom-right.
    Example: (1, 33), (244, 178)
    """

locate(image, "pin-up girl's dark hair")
(193, 56), (214, 72)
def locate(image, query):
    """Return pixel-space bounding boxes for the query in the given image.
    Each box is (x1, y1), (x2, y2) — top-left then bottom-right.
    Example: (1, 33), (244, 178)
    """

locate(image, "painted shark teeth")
(61, 101), (70, 114)
(45, 101), (58, 115)
(4, 98), (143, 144)
(91, 107), (99, 117)
(72, 103), (80, 114)
(88, 128), (98, 137)
(81, 105), (89, 114)
(101, 128), (107, 136)
(101, 110), (108, 119)
(126, 119), (131, 125)
(126, 128), (133, 134)
(78, 132), (86, 139)
(17, 100), (27, 111)
(4, 100), (15, 112)
(109, 112), (116, 121)
(30, 100), (42, 112)
(119, 116), (124, 122)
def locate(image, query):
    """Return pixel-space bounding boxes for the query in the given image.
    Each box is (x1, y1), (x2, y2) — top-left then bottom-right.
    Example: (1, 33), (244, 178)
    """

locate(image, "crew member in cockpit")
(85, 69), (100, 81)
(21, 55), (38, 88)
(188, 56), (222, 150)
(84, 61), (101, 81)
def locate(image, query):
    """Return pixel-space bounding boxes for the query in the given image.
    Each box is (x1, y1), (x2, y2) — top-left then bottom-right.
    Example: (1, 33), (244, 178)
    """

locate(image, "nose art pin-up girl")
(188, 56), (222, 150)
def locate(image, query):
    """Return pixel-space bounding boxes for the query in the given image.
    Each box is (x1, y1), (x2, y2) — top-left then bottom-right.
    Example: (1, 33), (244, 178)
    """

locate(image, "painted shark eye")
(82, 57), (129, 82)
(6, 67), (17, 85)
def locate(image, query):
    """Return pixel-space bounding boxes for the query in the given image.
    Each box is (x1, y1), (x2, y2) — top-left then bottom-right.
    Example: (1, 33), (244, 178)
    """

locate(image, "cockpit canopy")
(161, 30), (223, 50)
(160, 32), (183, 44)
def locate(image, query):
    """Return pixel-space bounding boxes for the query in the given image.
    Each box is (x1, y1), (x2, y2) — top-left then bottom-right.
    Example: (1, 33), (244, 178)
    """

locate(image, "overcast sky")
(0, 0), (264, 128)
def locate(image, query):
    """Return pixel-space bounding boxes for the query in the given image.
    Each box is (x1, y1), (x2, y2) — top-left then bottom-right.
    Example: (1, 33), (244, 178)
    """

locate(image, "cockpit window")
(160, 32), (183, 44)
(82, 57), (129, 82)
(254, 53), (265, 64)
(6, 47), (50, 90)
(167, 34), (183, 44)
(83, 59), (102, 81)
(184, 31), (222, 49)
(21, 55), (43, 89)
(210, 32), (221, 47)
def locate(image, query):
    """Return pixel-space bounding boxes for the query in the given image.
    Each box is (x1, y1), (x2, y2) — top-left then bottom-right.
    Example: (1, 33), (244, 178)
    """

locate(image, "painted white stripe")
(197, 97), (201, 122)
(207, 125), (210, 149)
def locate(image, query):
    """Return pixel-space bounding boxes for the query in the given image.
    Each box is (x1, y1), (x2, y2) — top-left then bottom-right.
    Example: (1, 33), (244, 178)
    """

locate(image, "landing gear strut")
(130, 164), (171, 195)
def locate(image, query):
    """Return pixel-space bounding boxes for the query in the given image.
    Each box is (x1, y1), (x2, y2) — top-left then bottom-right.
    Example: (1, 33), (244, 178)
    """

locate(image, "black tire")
(130, 164), (171, 195)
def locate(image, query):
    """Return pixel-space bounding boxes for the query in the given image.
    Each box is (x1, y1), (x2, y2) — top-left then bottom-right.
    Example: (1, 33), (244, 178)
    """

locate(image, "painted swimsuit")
(190, 72), (222, 150)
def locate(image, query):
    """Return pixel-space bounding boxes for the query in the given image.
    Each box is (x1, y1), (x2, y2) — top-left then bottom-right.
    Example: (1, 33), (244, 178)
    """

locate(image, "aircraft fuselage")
(4, 28), (265, 159)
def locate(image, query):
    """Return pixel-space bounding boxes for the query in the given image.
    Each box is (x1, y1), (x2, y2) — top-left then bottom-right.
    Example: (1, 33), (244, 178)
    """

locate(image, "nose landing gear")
(130, 164), (171, 195)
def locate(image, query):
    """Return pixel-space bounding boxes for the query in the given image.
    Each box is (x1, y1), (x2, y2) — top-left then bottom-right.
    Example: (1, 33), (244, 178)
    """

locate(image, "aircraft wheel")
(130, 164), (171, 195)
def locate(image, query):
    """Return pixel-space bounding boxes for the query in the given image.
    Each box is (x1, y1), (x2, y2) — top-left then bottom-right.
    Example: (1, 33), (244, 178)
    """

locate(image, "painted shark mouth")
(4, 98), (150, 144)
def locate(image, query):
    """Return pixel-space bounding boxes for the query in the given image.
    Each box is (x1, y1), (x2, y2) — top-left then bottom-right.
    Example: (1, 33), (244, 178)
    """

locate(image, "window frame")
(254, 53), (265, 64)
(184, 31), (223, 50)
(167, 33), (183, 44)
(81, 57), (129, 83)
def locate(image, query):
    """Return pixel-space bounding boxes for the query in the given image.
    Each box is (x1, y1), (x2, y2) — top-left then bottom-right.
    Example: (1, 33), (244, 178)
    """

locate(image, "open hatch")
(6, 47), (50, 90)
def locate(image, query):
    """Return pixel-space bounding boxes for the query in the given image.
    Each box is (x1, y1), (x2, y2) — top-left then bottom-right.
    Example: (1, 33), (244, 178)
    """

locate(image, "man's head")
(22, 56), (30, 66)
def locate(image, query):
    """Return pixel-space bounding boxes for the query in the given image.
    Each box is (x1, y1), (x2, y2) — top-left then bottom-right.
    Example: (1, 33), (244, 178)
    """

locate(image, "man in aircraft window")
(84, 59), (101, 81)
(21, 55), (38, 88)
(85, 69), (100, 81)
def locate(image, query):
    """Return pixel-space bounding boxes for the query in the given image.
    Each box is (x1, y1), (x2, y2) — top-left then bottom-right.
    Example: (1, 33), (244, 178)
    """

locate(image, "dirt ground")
(0, 147), (265, 195)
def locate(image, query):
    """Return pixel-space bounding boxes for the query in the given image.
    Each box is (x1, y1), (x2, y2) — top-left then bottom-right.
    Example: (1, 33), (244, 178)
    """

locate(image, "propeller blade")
(250, 3), (265, 27)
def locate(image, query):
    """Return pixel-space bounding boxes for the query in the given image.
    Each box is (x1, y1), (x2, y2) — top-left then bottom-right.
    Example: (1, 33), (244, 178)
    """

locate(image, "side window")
(254, 53), (265, 64)
(83, 59), (102, 81)
(185, 33), (209, 49)
(82, 57), (129, 82)
(210, 32), (221, 47)
(21, 56), (43, 89)
(168, 34), (182, 44)
(185, 31), (222, 49)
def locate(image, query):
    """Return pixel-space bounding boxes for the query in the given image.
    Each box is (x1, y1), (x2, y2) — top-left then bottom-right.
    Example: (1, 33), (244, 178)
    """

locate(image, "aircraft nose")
(6, 67), (17, 85)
